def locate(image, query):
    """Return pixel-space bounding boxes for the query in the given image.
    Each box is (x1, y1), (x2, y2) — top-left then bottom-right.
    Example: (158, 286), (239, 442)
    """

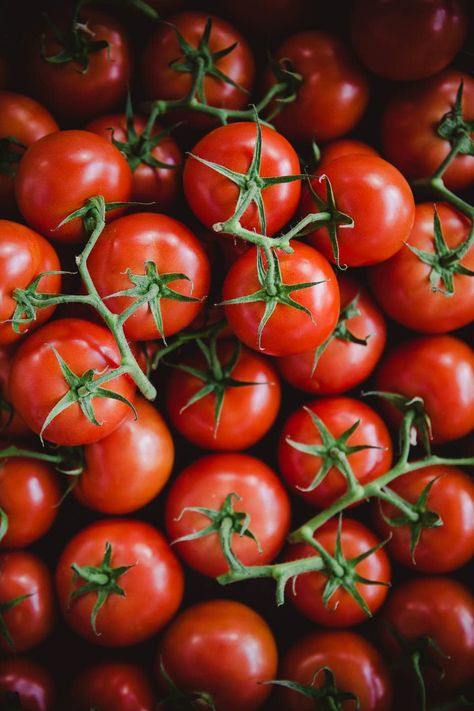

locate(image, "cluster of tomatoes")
(0, 0), (473, 709)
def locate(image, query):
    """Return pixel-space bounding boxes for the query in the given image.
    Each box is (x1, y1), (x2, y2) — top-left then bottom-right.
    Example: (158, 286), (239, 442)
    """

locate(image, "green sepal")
(362, 391), (432, 455)
(0, 593), (32, 651)
(158, 656), (217, 710)
(437, 80), (474, 156)
(0, 508), (8, 544)
(8, 270), (73, 334)
(264, 666), (360, 711)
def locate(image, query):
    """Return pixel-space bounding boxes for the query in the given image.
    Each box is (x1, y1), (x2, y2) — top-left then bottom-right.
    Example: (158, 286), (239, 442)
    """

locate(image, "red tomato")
(265, 31), (369, 144)
(156, 599), (277, 711)
(278, 397), (393, 510)
(69, 662), (155, 711)
(15, 130), (132, 244)
(0, 659), (55, 711)
(28, 8), (132, 122)
(222, 243), (340, 356)
(277, 275), (387, 395)
(284, 518), (391, 627)
(302, 155), (415, 267)
(183, 121), (301, 237)
(0, 456), (60, 549)
(87, 212), (210, 341)
(373, 464), (474, 573)
(165, 453), (291, 577)
(0, 551), (54, 653)
(369, 202), (474, 333)
(382, 70), (474, 191)
(55, 519), (184, 646)
(74, 397), (174, 514)
(319, 138), (378, 170)
(0, 347), (30, 437)
(9, 319), (136, 446)
(278, 630), (393, 711)
(375, 335), (474, 443)
(0, 220), (61, 345)
(165, 339), (281, 450)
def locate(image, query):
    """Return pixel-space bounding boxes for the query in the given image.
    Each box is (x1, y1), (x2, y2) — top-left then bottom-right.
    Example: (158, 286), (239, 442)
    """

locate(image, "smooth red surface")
(70, 662), (155, 711)
(0, 658), (55, 711)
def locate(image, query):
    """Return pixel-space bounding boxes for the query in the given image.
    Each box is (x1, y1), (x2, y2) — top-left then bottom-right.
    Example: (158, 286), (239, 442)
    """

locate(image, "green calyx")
(265, 56), (303, 119)
(305, 175), (354, 269)
(149, 318), (227, 372)
(0, 593), (32, 651)
(0, 136), (26, 177)
(0, 397), (13, 432)
(10, 270), (71, 335)
(69, 541), (135, 636)
(363, 391), (432, 455)
(158, 657), (216, 711)
(437, 81), (474, 158)
(264, 667), (360, 711)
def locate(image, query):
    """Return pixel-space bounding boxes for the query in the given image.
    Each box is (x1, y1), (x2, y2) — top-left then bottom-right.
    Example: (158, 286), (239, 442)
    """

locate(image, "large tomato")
(318, 138), (378, 171)
(69, 662), (155, 711)
(0, 659), (55, 711)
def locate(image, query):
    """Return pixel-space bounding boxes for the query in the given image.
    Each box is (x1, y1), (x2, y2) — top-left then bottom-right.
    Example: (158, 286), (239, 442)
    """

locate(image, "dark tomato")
(0, 659), (55, 711)
(69, 662), (155, 711)
(0, 347), (30, 437)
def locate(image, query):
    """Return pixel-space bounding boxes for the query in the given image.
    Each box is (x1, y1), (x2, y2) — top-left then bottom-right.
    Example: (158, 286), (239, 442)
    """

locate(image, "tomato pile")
(0, 0), (473, 709)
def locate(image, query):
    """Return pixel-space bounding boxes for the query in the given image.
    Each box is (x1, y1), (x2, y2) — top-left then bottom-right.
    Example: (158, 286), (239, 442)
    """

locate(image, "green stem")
(0, 445), (64, 465)
(377, 488), (419, 522)
(432, 142), (462, 180)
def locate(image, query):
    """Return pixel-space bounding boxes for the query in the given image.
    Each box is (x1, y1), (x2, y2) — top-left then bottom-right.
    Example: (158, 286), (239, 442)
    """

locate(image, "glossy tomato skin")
(74, 397), (174, 514)
(183, 122), (301, 237)
(351, 0), (468, 81)
(318, 138), (378, 171)
(382, 70), (474, 192)
(0, 658), (55, 711)
(302, 154), (415, 267)
(0, 220), (61, 345)
(15, 130), (132, 244)
(284, 518), (391, 627)
(0, 347), (30, 437)
(279, 630), (393, 711)
(28, 9), (132, 122)
(0, 457), (60, 549)
(165, 453), (291, 577)
(277, 275), (386, 395)
(375, 335), (474, 443)
(369, 202), (474, 333)
(222, 243), (340, 356)
(56, 519), (184, 646)
(265, 31), (369, 144)
(0, 551), (54, 653)
(69, 662), (156, 711)
(156, 599), (277, 711)
(87, 212), (210, 341)
(165, 340), (281, 450)
(374, 465), (474, 573)
(9, 318), (136, 446)
(278, 398), (393, 510)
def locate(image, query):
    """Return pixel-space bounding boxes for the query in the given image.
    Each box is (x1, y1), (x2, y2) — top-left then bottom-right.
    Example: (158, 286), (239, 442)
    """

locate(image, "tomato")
(165, 339), (281, 450)
(319, 138), (378, 171)
(74, 397), (174, 514)
(165, 453), (291, 577)
(373, 464), (474, 573)
(15, 130), (132, 244)
(302, 154), (415, 267)
(85, 113), (182, 211)
(0, 551), (54, 653)
(0, 347), (30, 438)
(264, 31), (369, 144)
(278, 630), (393, 711)
(277, 275), (386, 395)
(155, 599), (277, 711)
(87, 212), (210, 341)
(284, 518), (391, 627)
(0, 659), (55, 711)
(382, 70), (474, 192)
(56, 519), (183, 646)
(69, 662), (156, 711)
(28, 8), (132, 122)
(369, 202), (474, 333)
(9, 318), (136, 446)
(183, 122), (301, 237)
(0, 220), (61, 345)
(278, 397), (393, 510)
(375, 335), (474, 443)
(222, 243), (340, 356)
(0, 456), (60, 549)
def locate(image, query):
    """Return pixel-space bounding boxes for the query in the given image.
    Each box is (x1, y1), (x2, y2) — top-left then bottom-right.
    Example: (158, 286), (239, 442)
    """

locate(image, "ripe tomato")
(284, 518), (391, 627)
(369, 202), (474, 333)
(278, 630), (393, 711)
(9, 318), (136, 446)
(375, 335), (474, 443)
(222, 243), (340, 356)
(69, 662), (155, 711)
(74, 397), (174, 514)
(0, 659), (55, 711)
(0, 551), (54, 653)
(165, 453), (291, 577)
(0, 347), (30, 437)
(302, 154), (415, 266)
(156, 599), (277, 711)
(264, 31), (369, 144)
(382, 70), (474, 192)
(0, 220), (61, 345)
(277, 275), (386, 395)
(15, 130), (132, 244)
(351, 0), (468, 81)
(87, 212), (210, 341)
(319, 138), (378, 171)
(278, 397), (393, 510)
(0, 456), (60, 549)
(183, 121), (301, 236)
(56, 519), (184, 646)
